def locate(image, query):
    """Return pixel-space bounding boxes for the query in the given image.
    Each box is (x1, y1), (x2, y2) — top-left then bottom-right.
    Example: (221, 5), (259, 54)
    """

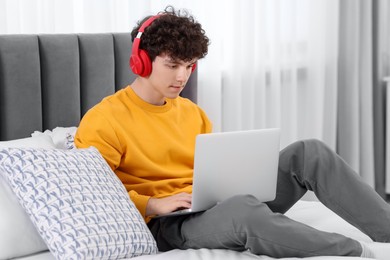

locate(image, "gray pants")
(148, 139), (390, 258)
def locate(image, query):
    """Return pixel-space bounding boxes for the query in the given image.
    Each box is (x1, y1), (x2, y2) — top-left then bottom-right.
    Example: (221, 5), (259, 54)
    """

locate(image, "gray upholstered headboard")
(0, 33), (197, 141)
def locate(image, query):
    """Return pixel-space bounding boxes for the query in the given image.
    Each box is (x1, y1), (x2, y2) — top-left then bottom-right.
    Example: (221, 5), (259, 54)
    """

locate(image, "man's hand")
(146, 192), (192, 217)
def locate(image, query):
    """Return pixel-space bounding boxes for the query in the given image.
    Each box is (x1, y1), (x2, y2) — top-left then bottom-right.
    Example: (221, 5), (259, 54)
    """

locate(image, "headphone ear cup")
(130, 53), (144, 76)
(139, 49), (152, 77)
(191, 62), (197, 72)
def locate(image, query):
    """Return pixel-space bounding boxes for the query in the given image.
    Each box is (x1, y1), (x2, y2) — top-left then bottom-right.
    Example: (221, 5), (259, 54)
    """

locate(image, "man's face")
(148, 54), (197, 102)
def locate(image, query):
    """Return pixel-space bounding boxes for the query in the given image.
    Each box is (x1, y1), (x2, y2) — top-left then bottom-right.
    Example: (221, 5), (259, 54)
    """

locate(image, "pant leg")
(148, 195), (362, 258)
(266, 139), (390, 242)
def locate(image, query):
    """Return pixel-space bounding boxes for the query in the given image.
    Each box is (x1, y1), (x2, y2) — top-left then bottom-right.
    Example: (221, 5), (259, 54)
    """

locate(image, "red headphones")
(130, 15), (197, 77)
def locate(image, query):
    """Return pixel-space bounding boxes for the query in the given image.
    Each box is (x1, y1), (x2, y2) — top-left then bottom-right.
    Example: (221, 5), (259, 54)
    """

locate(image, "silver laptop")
(154, 128), (280, 218)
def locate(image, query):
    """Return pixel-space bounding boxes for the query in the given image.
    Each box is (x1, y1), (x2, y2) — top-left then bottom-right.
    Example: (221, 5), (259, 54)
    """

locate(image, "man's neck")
(130, 78), (165, 106)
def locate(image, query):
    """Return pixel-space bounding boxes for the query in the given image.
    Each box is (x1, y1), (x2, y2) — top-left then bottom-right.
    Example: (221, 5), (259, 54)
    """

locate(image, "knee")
(286, 139), (329, 154)
(279, 139), (336, 180)
(302, 139), (330, 152)
(300, 139), (336, 166)
(282, 139), (333, 164)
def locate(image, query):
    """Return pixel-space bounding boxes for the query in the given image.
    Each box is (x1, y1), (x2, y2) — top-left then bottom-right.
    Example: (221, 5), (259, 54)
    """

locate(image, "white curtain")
(337, 0), (375, 188)
(193, 0), (340, 151)
(0, 0), (340, 150)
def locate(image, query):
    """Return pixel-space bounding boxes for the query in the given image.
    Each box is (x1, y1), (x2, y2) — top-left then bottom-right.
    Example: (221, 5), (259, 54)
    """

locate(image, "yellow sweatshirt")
(75, 86), (212, 222)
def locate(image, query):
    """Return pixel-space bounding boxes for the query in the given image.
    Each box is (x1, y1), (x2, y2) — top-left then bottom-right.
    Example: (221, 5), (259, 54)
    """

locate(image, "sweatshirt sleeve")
(75, 107), (152, 221)
(75, 108), (122, 171)
(129, 190), (151, 220)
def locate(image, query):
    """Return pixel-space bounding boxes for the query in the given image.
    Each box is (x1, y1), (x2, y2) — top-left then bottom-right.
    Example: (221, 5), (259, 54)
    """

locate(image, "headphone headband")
(139, 15), (160, 33)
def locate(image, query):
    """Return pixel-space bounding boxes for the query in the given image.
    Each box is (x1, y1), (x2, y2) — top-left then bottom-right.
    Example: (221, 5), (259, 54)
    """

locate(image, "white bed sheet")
(15, 200), (374, 260)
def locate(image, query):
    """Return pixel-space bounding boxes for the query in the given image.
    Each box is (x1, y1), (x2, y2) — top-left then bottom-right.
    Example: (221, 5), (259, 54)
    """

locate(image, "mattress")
(15, 200), (373, 260)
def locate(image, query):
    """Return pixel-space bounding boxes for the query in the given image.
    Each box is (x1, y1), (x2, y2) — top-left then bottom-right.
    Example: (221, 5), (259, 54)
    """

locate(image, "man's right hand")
(146, 192), (192, 217)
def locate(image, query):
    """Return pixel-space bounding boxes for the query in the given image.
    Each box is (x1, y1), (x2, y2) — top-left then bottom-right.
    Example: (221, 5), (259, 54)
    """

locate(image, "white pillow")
(0, 134), (55, 149)
(32, 126), (77, 149)
(0, 147), (158, 260)
(0, 135), (55, 259)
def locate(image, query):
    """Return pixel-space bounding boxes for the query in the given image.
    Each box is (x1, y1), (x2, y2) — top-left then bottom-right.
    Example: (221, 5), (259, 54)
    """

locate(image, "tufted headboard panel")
(0, 33), (197, 141)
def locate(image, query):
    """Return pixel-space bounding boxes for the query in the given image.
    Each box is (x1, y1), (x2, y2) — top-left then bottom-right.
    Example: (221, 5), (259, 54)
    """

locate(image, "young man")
(75, 6), (390, 259)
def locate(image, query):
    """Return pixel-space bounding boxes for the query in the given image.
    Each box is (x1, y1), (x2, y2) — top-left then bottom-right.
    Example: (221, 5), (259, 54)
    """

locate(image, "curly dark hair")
(131, 6), (209, 62)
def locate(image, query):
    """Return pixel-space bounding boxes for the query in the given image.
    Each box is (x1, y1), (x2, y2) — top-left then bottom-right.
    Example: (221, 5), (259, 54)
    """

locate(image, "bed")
(0, 33), (376, 259)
